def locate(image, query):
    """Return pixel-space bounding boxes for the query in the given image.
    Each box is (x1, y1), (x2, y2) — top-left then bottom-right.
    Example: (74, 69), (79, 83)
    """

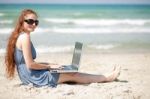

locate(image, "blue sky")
(0, 0), (150, 4)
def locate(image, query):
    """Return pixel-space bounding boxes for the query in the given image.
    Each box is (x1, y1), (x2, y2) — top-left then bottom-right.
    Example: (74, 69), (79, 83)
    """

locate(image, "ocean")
(0, 4), (150, 54)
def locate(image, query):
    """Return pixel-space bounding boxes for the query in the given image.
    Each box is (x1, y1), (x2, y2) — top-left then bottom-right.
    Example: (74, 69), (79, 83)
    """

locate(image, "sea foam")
(44, 18), (150, 26)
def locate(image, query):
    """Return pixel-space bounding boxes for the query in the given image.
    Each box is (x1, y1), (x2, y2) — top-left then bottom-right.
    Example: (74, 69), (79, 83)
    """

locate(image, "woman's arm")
(20, 33), (61, 70)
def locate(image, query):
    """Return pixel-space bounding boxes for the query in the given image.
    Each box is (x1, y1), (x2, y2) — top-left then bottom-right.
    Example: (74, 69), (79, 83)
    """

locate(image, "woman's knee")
(58, 73), (78, 83)
(61, 73), (80, 80)
(68, 72), (79, 77)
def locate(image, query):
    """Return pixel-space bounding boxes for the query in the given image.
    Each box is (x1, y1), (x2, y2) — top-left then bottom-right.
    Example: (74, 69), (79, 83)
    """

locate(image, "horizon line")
(0, 3), (150, 5)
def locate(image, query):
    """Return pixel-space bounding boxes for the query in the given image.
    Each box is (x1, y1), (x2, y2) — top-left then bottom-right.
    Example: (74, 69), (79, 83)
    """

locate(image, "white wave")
(36, 46), (73, 53)
(44, 18), (71, 24)
(0, 45), (114, 54)
(36, 45), (117, 53)
(89, 44), (116, 50)
(0, 28), (12, 34)
(44, 18), (150, 26)
(0, 20), (13, 24)
(1, 27), (150, 34)
(0, 49), (6, 54)
(35, 27), (150, 34)
(0, 13), (4, 16)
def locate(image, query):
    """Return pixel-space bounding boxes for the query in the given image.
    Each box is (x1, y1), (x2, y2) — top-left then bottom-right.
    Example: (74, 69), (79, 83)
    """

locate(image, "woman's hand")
(49, 64), (64, 70)
(38, 62), (63, 70)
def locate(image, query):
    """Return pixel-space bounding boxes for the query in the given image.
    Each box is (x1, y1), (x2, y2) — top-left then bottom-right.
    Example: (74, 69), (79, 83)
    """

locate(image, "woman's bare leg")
(57, 66), (120, 84)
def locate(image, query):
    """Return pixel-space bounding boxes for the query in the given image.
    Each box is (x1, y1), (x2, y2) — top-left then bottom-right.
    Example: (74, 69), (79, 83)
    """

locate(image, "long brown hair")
(5, 9), (37, 79)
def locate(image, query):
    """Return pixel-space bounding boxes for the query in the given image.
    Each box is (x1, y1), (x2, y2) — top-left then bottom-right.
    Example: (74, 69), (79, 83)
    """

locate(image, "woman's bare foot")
(105, 66), (121, 82)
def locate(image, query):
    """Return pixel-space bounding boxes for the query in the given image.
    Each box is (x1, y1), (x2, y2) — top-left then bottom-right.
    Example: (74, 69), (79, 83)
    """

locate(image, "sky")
(0, 0), (150, 4)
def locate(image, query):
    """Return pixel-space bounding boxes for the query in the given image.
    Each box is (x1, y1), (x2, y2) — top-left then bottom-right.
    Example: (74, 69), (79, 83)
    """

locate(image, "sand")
(0, 52), (150, 99)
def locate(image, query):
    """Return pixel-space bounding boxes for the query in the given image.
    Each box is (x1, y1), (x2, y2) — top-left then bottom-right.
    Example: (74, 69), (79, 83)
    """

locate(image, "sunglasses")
(24, 19), (39, 26)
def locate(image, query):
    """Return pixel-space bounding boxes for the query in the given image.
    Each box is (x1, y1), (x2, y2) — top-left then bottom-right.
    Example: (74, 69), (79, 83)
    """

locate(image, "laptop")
(50, 42), (83, 73)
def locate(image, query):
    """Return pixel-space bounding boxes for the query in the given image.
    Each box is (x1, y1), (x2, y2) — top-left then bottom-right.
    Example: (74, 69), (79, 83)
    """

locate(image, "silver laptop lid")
(71, 42), (83, 67)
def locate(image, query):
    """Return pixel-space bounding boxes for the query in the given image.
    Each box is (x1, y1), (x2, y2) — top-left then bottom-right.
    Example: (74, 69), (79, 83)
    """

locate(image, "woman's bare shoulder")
(19, 33), (30, 38)
(16, 33), (30, 49)
(18, 33), (30, 42)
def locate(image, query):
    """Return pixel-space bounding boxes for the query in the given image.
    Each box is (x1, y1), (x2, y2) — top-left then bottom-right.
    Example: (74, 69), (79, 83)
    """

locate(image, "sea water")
(0, 4), (150, 54)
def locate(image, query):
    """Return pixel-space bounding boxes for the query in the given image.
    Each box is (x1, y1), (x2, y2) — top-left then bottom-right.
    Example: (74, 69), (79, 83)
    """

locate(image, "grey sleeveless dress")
(14, 41), (60, 87)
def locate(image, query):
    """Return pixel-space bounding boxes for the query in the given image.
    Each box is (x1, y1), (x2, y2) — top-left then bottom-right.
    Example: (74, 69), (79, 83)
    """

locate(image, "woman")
(5, 9), (120, 87)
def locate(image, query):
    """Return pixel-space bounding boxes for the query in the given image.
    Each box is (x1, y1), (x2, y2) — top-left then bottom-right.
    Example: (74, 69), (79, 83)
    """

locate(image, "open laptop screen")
(71, 42), (83, 67)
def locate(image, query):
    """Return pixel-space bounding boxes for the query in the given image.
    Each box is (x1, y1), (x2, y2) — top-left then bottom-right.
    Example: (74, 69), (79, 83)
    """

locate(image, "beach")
(0, 4), (150, 99)
(0, 52), (150, 99)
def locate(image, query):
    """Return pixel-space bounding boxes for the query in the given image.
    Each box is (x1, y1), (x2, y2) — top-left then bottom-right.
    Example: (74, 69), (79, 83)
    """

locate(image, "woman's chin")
(29, 29), (35, 32)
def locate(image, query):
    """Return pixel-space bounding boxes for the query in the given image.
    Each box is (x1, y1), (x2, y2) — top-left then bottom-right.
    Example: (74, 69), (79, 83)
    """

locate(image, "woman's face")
(23, 13), (38, 33)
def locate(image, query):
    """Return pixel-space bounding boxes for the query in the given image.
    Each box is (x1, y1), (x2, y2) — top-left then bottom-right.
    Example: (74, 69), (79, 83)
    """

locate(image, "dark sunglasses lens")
(25, 19), (39, 26)
(35, 20), (39, 26)
(27, 19), (34, 25)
